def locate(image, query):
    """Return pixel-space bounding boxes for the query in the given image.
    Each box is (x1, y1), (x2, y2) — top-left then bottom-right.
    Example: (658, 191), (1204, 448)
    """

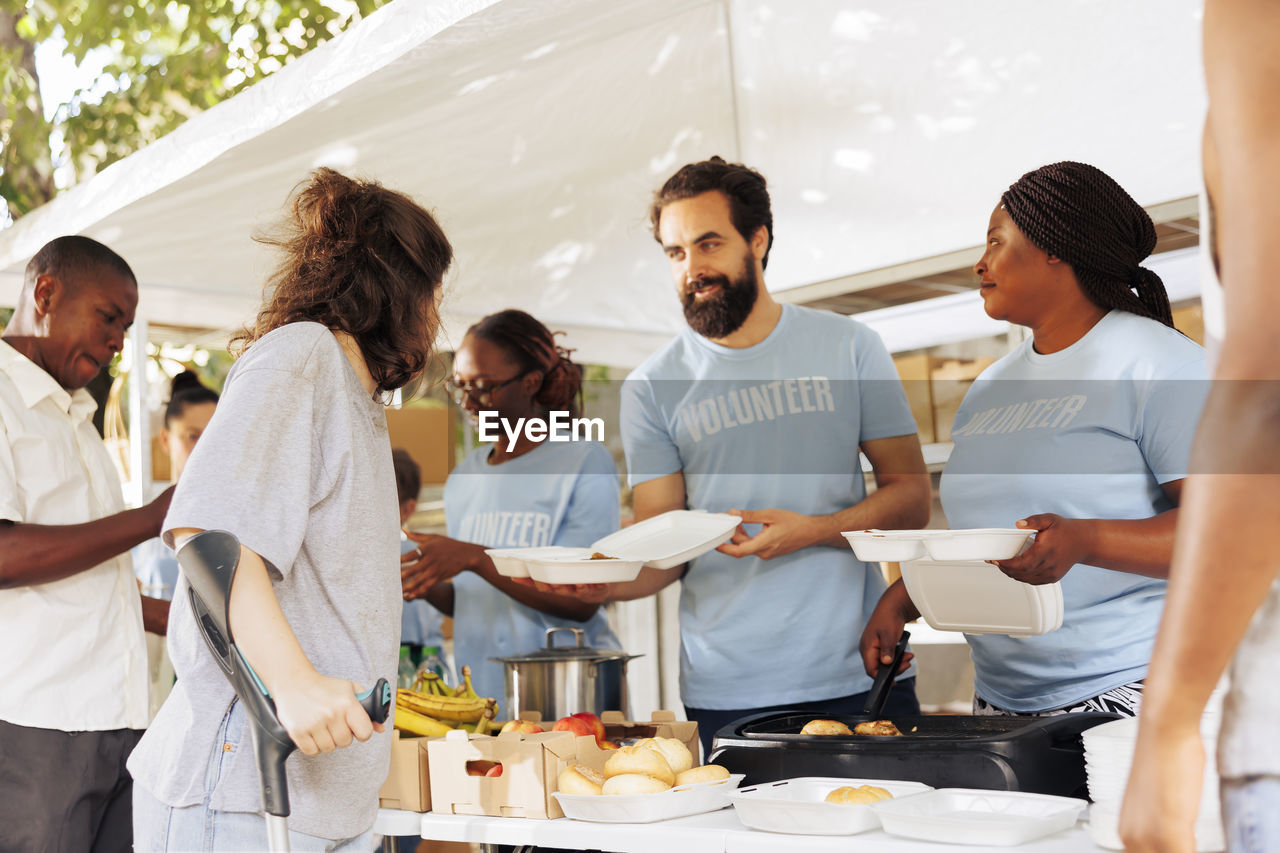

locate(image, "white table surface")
(375, 807), (1109, 852)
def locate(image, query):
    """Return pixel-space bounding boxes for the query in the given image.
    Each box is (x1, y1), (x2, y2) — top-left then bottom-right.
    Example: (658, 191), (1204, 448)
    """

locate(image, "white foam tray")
(553, 774), (745, 824)
(487, 546), (584, 579)
(871, 788), (1087, 846)
(900, 559), (1064, 637)
(523, 548), (645, 584)
(843, 528), (1033, 563)
(728, 777), (933, 836)
(491, 511), (740, 582)
(591, 510), (740, 569)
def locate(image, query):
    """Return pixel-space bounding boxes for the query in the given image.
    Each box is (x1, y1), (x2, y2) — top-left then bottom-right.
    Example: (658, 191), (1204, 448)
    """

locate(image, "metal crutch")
(177, 529), (392, 853)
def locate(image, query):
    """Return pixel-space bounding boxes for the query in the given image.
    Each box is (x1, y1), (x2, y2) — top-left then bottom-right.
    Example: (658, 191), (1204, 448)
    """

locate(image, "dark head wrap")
(1000, 161), (1173, 327)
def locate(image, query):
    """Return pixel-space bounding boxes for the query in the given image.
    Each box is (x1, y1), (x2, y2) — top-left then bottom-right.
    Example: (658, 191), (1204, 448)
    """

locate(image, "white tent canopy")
(0, 0), (1206, 367)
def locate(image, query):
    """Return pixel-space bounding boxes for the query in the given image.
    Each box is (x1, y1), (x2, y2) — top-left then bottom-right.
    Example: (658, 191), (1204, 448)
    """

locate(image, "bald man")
(0, 236), (173, 853)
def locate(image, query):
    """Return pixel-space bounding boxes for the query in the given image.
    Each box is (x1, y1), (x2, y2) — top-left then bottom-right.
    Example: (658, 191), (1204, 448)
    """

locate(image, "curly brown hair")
(232, 168), (453, 394)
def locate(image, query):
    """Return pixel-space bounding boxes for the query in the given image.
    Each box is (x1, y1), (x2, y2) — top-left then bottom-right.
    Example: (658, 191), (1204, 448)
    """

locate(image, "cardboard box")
(386, 404), (454, 486)
(513, 709), (700, 765)
(600, 710), (701, 765)
(428, 729), (609, 819)
(379, 730), (433, 812)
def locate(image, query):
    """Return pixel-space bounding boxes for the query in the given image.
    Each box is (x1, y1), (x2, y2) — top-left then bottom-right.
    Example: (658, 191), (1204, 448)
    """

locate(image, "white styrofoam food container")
(842, 530), (933, 562)
(553, 774), (745, 823)
(900, 559), (1064, 637)
(487, 546), (585, 579)
(591, 510), (740, 569)
(842, 528), (1033, 563)
(504, 510), (739, 583)
(523, 549), (645, 584)
(870, 788), (1087, 846)
(1088, 802), (1224, 852)
(922, 528), (1034, 561)
(728, 777), (933, 835)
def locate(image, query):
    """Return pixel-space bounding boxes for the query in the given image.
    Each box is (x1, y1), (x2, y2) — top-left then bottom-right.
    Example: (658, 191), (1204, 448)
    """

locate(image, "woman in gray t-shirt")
(128, 168), (453, 848)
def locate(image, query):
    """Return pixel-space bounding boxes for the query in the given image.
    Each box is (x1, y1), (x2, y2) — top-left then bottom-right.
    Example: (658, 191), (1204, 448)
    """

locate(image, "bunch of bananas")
(393, 665), (499, 738)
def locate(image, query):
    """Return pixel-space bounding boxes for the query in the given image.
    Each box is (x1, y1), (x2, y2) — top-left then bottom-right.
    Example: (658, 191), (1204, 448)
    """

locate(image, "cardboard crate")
(379, 730), (433, 812)
(427, 729), (609, 819)
(600, 710), (700, 765)
(512, 709), (700, 764)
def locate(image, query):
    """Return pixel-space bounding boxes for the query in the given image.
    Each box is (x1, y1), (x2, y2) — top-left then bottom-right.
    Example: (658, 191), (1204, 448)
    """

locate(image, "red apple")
(485, 763), (504, 778)
(465, 760), (499, 777)
(600, 740), (619, 750)
(499, 719), (545, 735)
(571, 712), (607, 744)
(552, 716), (595, 739)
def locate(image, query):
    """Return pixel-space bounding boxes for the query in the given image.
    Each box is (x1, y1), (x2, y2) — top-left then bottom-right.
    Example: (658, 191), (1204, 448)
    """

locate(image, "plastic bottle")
(416, 645), (447, 683)
(397, 645), (416, 689)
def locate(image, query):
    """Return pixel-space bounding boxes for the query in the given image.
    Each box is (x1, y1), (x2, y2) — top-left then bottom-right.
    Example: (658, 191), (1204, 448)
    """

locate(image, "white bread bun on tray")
(675, 764), (731, 786)
(637, 736), (694, 775)
(604, 744), (675, 786)
(602, 773), (673, 795)
(825, 784), (893, 804)
(557, 763), (606, 796)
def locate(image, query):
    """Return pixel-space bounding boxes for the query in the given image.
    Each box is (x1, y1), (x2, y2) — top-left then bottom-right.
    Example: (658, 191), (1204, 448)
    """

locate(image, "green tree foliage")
(1, 0), (389, 222)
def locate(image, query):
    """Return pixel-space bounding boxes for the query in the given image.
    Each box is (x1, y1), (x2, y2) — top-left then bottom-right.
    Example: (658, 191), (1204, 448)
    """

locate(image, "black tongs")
(863, 629), (911, 717)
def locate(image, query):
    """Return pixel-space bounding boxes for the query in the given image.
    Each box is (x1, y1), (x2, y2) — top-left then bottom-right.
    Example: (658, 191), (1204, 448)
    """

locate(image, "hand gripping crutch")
(177, 529), (391, 852)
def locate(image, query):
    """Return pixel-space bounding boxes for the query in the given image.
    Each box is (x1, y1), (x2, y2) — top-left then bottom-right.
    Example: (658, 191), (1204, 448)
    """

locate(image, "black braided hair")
(466, 309), (584, 418)
(1001, 161), (1174, 327)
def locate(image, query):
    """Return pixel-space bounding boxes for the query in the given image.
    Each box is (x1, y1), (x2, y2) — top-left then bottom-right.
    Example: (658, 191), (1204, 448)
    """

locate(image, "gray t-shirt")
(127, 322), (401, 840)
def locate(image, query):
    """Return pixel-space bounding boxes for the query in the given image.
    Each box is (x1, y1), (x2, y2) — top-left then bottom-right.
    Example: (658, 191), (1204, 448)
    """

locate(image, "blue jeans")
(132, 702), (374, 852)
(686, 677), (920, 759)
(1222, 775), (1280, 853)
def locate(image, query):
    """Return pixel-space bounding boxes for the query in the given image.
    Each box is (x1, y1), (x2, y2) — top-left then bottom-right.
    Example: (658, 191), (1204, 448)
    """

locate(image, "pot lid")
(491, 627), (637, 664)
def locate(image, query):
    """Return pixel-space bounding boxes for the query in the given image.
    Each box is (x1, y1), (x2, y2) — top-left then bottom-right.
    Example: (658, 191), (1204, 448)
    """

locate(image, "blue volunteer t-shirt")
(940, 310), (1207, 712)
(445, 439), (622, 703)
(621, 304), (919, 709)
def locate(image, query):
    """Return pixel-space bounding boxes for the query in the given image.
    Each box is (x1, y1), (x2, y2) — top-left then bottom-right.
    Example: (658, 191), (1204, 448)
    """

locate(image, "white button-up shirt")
(0, 339), (149, 731)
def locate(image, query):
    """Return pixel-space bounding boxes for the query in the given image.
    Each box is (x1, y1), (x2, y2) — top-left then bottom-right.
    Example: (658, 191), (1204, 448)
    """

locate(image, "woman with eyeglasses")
(400, 309), (621, 703)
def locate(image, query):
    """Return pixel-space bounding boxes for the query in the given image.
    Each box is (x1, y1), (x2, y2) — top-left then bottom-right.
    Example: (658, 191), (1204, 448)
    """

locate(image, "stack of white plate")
(1083, 690), (1226, 851)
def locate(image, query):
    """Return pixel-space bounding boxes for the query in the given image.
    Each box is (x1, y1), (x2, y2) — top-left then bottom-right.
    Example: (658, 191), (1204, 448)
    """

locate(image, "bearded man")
(609, 157), (932, 756)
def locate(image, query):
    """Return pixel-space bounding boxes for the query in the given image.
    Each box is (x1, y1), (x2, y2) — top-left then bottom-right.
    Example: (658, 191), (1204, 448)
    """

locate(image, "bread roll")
(602, 773), (672, 795)
(557, 763), (605, 796)
(675, 764), (731, 786)
(853, 720), (902, 736)
(824, 784), (894, 804)
(642, 737), (694, 775)
(604, 744), (675, 786)
(800, 719), (854, 736)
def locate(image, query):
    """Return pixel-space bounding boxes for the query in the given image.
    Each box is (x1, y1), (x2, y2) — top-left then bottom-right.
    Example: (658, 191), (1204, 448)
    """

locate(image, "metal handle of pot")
(545, 626), (586, 649)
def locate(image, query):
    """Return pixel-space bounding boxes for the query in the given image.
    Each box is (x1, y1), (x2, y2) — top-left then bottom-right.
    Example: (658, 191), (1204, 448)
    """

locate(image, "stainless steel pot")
(491, 627), (641, 721)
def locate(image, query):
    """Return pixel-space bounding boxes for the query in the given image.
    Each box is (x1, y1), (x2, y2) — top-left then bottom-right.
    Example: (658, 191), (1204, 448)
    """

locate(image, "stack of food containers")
(1083, 685), (1226, 851)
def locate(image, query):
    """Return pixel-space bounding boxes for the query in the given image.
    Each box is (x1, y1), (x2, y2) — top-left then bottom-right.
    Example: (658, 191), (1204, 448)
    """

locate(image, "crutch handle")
(356, 678), (392, 725)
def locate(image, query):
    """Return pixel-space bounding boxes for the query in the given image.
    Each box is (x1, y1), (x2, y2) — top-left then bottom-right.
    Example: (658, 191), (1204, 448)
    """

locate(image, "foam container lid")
(871, 788), (1087, 847)
(590, 510), (740, 569)
(900, 559), (1063, 637)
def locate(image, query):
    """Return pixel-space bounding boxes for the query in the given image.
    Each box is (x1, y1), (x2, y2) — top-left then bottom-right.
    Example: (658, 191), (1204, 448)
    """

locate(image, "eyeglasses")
(444, 373), (526, 406)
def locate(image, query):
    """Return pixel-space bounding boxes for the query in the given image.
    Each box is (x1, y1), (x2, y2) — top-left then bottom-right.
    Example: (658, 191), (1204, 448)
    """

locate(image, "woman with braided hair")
(862, 161), (1208, 717)
(400, 309), (622, 702)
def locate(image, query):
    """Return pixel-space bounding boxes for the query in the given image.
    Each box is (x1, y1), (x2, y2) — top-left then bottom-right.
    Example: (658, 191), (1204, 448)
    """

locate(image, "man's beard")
(681, 260), (759, 339)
